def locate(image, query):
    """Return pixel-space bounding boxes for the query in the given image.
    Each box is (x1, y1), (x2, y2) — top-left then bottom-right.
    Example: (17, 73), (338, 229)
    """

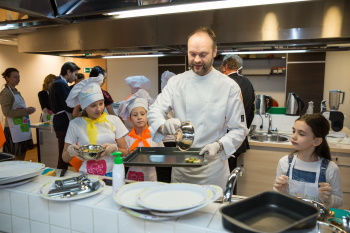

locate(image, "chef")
(124, 75), (151, 100)
(147, 27), (248, 189)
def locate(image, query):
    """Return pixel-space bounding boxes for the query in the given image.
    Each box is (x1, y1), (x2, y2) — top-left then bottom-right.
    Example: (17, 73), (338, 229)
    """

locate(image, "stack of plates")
(113, 182), (222, 221)
(0, 161), (45, 188)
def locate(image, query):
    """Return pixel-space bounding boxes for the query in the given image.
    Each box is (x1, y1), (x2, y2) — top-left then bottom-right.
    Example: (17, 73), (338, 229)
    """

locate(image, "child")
(121, 97), (163, 181)
(273, 113), (343, 208)
(62, 74), (128, 176)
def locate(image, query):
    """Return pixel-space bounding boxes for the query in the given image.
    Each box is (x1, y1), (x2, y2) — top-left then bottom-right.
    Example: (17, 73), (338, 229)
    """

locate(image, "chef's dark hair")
(295, 113), (331, 160)
(188, 27), (217, 50)
(89, 66), (106, 77)
(60, 62), (80, 76)
(2, 67), (19, 80)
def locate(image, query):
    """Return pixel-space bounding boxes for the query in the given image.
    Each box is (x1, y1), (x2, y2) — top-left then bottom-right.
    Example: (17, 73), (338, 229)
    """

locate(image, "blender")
(322, 90), (345, 132)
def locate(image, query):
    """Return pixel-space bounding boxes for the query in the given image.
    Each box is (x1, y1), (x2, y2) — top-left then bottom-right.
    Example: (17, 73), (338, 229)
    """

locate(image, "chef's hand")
(67, 144), (80, 157)
(100, 143), (118, 159)
(318, 182), (333, 207)
(273, 175), (289, 193)
(199, 142), (220, 157)
(161, 118), (181, 135)
(27, 107), (36, 115)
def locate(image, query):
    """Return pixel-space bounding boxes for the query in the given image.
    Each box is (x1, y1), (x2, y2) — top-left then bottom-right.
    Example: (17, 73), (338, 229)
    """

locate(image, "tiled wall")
(251, 114), (299, 134)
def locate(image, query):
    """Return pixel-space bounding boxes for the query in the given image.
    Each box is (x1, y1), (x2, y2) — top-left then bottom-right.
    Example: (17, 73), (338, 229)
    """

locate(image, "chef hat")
(117, 89), (154, 120)
(66, 74), (104, 110)
(161, 71), (176, 90)
(223, 54), (243, 69)
(125, 76), (151, 93)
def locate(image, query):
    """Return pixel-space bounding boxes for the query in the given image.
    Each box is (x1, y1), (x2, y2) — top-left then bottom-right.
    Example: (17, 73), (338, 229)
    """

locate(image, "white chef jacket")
(147, 69), (248, 189)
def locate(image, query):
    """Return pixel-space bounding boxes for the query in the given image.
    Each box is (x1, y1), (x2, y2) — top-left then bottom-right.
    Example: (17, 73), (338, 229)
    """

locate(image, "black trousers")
(55, 130), (69, 169)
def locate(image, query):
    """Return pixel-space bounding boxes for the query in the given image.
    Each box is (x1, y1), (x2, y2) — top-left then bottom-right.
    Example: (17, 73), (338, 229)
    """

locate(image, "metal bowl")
(175, 121), (195, 151)
(78, 145), (105, 160)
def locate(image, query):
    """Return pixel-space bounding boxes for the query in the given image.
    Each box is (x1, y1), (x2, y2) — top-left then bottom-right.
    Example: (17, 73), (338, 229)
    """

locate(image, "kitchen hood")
(0, 0), (350, 57)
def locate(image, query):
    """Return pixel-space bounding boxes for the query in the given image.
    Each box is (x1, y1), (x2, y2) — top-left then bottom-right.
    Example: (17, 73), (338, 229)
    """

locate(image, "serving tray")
(123, 147), (208, 167)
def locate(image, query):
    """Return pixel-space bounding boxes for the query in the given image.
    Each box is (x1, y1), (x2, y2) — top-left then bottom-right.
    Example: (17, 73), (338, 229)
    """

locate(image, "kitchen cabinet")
(238, 143), (350, 210)
(242, 56), (286, 77)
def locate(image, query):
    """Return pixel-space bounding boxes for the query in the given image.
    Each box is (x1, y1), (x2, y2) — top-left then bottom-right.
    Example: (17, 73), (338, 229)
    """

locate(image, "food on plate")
(185, 157), (201, 164)
(82, 149), (101, 153)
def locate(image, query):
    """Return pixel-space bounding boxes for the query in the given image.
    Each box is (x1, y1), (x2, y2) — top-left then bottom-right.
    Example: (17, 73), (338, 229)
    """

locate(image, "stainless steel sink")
(250, 133), (289, 142)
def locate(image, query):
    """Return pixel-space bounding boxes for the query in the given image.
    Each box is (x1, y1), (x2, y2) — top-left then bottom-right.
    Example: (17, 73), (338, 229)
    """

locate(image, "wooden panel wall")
(286, 53), (326, 114)
(158, 56), (187, 93)
(72, 58), (107, 90)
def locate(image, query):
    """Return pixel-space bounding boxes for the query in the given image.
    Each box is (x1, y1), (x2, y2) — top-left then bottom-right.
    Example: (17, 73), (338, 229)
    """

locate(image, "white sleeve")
(64, 119), (79, 145)
(326, 161), (344, 208)
(108, 115), (129, 139)
(273, 155), (289, 192)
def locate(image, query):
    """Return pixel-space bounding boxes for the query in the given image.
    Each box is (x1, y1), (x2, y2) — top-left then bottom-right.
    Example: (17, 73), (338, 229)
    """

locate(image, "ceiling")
(1, 0), (350, 58)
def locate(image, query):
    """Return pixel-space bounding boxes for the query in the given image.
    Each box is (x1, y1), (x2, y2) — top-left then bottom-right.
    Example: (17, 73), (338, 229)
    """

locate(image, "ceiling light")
(103, 54), (165, 59)
(107, 0), (312, 18)
(221, 50), (308, 55)
(0, 25), (15, 30)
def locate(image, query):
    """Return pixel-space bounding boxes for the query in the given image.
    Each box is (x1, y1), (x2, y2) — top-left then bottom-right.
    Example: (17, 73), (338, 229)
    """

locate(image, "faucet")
(223, 166), (245, 203)
(265, 113), (272, 135)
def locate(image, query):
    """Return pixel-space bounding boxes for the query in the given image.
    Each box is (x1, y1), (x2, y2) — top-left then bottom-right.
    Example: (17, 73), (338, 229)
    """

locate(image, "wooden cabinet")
(35, 127), (59, 168)
(242, 56), (286, 77)
(237, 145), (350, 210)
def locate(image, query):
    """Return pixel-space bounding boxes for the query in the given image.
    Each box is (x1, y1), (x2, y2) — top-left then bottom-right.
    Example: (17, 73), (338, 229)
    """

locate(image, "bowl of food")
(175, 121), (195, 151)
(78, 145), (105, 160)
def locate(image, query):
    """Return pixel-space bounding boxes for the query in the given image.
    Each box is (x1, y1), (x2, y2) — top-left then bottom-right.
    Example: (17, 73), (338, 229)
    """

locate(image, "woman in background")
(38, 74), (56, 122)
(0, 68), (36, 160)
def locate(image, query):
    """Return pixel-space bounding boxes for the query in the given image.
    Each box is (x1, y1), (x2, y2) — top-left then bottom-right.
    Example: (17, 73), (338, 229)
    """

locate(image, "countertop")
(30, 122), (52, 130)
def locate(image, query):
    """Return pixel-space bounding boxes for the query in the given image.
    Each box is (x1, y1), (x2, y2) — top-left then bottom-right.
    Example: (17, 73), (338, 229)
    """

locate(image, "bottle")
(306, 101), (314, 115)
(111, 151), (125, 192)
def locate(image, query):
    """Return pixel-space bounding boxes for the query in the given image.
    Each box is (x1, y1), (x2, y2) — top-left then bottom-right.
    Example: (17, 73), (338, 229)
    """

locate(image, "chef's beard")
(189, 57), (214, 76)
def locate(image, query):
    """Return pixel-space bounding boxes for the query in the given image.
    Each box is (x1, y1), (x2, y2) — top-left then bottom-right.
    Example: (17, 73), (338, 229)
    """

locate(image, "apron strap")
(318, 159), (330, 184)
(286, 154), (294, 177)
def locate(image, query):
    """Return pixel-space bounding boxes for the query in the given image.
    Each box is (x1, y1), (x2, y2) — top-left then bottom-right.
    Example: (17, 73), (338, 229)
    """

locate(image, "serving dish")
(220, 191), (319, 233)
(77, 144), (105, 160)
(123, 147), (207, 167)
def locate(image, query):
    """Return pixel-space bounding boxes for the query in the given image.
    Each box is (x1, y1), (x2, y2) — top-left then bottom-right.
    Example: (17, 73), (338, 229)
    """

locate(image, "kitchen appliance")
(285, 92), (304, 116)
(255, 95), (272, 115)
(322, 90), (346, 132)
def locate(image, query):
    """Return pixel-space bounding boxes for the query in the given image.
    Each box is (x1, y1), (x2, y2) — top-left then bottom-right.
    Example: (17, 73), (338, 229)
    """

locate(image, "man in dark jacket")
(49, 62), (80, 169)
(221, 54), (255, 173)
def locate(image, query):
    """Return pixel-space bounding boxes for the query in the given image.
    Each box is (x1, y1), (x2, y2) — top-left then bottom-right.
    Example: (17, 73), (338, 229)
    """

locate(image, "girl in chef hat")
(120, 96), (163, 182)
(62, 74), (129, 176)
(125, 75), (151, 100)
(274, 113), (343, 208)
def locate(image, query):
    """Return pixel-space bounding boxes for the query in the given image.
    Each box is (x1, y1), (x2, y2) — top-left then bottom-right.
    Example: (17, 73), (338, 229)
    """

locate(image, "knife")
(60, 169), (67, 177)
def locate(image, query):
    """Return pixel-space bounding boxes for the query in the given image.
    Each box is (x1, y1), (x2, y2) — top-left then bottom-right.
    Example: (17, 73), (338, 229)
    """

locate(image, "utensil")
(299, 198), (331, 221)
(60, 169), (67, 177)
(255, 95), (273, 115)
(285, 92), (304, 116)
(77, 144), (105, 160)
(175, 121), (195, 151)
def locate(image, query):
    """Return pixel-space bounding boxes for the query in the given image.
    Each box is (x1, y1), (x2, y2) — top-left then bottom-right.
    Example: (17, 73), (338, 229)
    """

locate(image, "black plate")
(220, 191), (319, 233)
(123, 147), (208, 167)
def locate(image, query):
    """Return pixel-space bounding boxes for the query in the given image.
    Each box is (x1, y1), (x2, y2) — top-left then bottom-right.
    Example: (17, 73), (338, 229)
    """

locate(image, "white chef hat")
(125, 76), (151, 93)
(117, 89), (154, 120)
(66, 74), (104, 110)
(161, 71), (176, 90)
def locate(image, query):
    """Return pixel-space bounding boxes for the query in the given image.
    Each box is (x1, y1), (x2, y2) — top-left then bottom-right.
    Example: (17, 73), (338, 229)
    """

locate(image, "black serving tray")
(220, 191), (319, 233)
(123, 147), (208, 167)
(0, 153), (15, 162)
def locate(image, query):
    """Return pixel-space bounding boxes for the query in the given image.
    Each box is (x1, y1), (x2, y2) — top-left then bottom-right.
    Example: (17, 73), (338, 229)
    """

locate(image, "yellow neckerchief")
(83, 112), (110, 145)
(128, 126), (151, 151)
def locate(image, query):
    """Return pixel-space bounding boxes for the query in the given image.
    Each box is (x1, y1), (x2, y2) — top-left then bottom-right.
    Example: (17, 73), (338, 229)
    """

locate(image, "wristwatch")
(217, 141), (224, 152)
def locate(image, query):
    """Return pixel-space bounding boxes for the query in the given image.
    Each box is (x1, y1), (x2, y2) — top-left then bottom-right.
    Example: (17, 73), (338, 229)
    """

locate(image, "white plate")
(113, 182), (165, 210)
(149, 185), (223, 217)
(137, 183), (212, 211)
(123, 208), (175, 221)
(0, 169), (43, 185)
(40, 178), (105, 201)
(0, 176), (37, 189)
(0, 161), (45, 178)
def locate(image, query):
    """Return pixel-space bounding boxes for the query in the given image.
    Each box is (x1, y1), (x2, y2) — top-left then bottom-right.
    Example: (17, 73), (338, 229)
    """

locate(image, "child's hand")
(100, 143), (118, 159)
(318, 182), (333, 207)
(67, 144), (80, 157)
(274, 175), (289, 193)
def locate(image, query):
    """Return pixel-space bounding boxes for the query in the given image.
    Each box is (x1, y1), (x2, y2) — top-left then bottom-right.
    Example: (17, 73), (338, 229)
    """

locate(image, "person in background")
(274, 114), (343, 208)
(125, 75), (151, 100)
(38, 74), (56, 122)
(0, 68), (36, 160)
(156, 70), (176, 183)
(220, 54), (255, 173)
(120, 97), (163, 181)
(49, 62), (80, 169)
(70, 73), (85, 90)
(63, 74), (128, 176)
(147, 27), (248, 189)
(72, 66), (116, 117)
